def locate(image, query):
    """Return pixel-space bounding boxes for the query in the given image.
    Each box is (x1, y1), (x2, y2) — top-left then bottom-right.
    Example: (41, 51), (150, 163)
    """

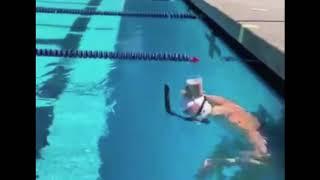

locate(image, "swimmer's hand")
(194, 119), (210, 125)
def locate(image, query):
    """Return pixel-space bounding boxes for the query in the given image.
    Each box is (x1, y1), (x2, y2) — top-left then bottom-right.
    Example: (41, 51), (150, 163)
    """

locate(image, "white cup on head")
(183, 76), (212, 120)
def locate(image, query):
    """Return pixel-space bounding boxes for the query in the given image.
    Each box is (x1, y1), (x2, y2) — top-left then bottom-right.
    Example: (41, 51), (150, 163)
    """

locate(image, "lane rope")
(36, 48), (200, 63)
(36, 7), (197, 19)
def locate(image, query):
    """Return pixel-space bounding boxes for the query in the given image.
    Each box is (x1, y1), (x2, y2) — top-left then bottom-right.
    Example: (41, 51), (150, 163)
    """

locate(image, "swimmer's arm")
(209, 106), (228, 116)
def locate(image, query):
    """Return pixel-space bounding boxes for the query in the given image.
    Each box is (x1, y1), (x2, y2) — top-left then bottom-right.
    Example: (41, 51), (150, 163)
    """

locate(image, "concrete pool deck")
(189, 0), (285, 80)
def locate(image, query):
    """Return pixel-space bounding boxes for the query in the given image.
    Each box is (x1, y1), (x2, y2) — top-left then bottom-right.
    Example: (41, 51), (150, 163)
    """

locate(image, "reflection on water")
(36, 106), (54, 159)
(205, 31), (221, 61)
(205, 30), (262, 64)
(37, 66), (72, 99)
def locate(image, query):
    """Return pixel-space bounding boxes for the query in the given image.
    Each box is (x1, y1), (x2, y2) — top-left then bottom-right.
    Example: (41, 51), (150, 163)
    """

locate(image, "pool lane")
(36, 0), (125, 179)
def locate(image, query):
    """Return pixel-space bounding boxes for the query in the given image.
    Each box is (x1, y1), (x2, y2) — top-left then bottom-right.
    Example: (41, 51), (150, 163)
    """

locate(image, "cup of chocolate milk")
(186, 77), (203, 98)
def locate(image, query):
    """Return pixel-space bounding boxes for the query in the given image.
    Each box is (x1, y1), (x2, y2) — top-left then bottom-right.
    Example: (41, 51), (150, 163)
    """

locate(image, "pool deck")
(189, 0), (285, 80)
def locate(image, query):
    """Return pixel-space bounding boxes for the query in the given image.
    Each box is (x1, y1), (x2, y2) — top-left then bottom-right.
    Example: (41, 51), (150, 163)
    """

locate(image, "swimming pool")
(36, 0), (285, 180)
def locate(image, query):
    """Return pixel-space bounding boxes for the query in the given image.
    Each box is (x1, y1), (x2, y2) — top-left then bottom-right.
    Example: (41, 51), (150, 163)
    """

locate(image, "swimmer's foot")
(225, 158), (237, 163)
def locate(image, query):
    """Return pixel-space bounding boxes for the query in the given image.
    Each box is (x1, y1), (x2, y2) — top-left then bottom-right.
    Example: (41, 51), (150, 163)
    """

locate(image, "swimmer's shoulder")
(205, 95), (228, 105)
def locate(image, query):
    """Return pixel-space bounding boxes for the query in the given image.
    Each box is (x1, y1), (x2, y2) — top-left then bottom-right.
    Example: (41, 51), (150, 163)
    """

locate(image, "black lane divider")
(36, 7), (197, 19)
(36, 48), (200, 63)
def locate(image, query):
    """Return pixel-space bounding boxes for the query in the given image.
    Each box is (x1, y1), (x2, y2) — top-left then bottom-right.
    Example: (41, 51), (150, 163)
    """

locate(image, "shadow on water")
(205, 31), (221, 60)
(36, 106), (54, 159)
(205, 29), (263, 64)
(35, 0), (103, 171)
(36, 23), (114, 31)
(87, 0), (101, 6)
(36, 38), (63, 46)
(37, 66), (72, 98)
(37, 0), (92, 6)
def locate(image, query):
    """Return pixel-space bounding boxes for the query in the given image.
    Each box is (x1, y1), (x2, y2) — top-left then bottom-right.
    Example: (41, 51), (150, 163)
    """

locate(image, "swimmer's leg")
(258, 120), (266, 131)
(250, 111), (266, 131)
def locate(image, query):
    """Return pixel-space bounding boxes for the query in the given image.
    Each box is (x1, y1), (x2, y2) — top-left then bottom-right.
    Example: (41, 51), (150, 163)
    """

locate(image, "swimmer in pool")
(181, 86), (270, 159)
(179, 81), (270, 179)
(206, 95), (268, 158)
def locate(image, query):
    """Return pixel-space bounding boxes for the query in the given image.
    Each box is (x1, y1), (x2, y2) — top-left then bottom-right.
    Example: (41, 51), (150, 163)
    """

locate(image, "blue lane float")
(36, 7), (197, 19)
(36, 48), (200, 63)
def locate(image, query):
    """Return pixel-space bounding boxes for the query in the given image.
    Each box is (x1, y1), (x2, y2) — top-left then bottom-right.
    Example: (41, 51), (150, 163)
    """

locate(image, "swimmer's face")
(184, 97), (212, 121)
(184, 104), (201, 115)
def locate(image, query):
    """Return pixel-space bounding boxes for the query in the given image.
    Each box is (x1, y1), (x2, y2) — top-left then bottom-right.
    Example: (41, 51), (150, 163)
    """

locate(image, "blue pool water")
(36, 0), (284, 180)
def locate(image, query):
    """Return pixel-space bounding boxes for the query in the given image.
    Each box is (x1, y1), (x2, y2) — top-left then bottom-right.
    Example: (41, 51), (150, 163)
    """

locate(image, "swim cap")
(185, 96), (212, 120)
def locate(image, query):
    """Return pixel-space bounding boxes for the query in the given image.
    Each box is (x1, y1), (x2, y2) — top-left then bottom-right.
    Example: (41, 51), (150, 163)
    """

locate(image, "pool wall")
(187, 0), (285, 80)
